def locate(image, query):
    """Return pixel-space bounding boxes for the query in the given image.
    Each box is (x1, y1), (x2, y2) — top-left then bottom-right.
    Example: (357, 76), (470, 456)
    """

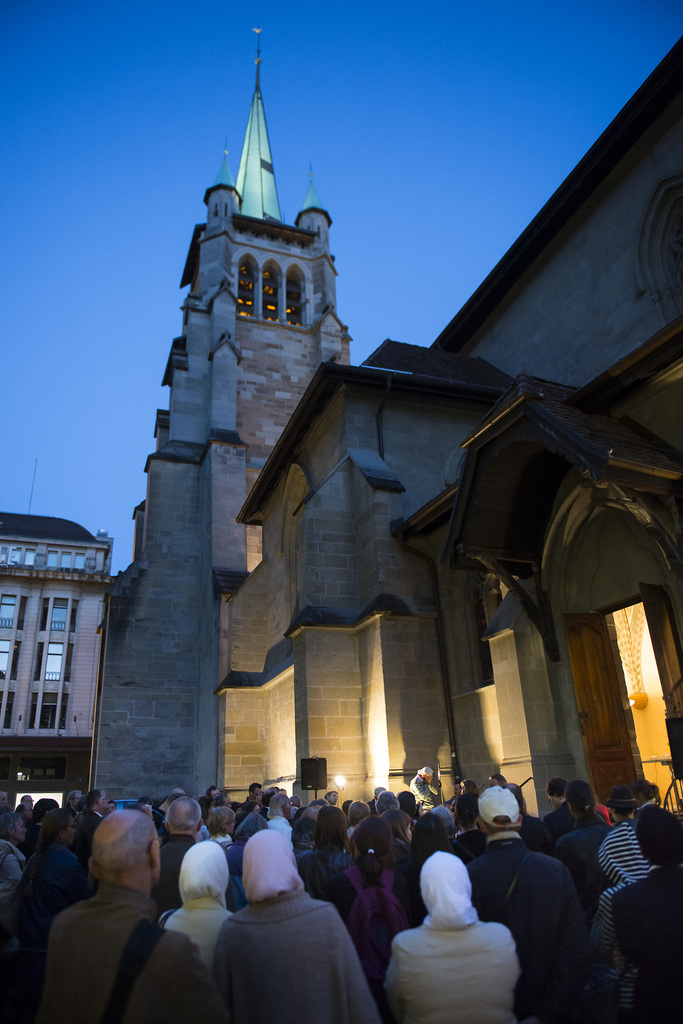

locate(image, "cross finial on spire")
(309, 161), (313, 177)
(253, 26), (262, 87)
(224, 136), (229, 158)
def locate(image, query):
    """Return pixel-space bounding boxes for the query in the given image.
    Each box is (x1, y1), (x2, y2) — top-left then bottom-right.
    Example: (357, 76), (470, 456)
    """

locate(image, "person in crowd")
(488, 773), (507, 787)
(326, 816), (409, 1022)
(381, 808), (413, 868)
(226, 812), (268, 910)
(553, 779), (610, 925)
(589, 786), (650, 1020)
(430, 805), (476, 864)
(462, 779), (480, 797)
(455, 792), (486, 859)
(543, 777), (573, 845)
(197, 795), (213, 840)
(207, 806), (235, 854)
(17, 808), (90, 1020)
(213, 829), (382, 1023)
(325, 791), (339, 806)
(72, 789), (109, 870)
(0, 810), (27, 1009)
(35, 810), (227, 1023)
(631, 778), (661, 814)
(347, 800), (371, 837)
(368, 786), (387, 816)
(64, 790), (82, 820)
(292, 816), (317, 857)
(506, 783), (553, 855)
(150, 795), (202, 915)
(468, 786), (589, 1024)
(160, 839), (231, 970)
(267, 792), (292, 841)
(376, 790), (399, 815)
(410, 767), (439, 810)
(20, 798), (59, 860)
(290, 794), (302, 814)
(244, 782), (263, 805)
(386, 851), (519, 1024)
(397, 791), (418, 821)
(297, 805), (352, 899)
(612, 806), (683, 1024)
(233, 798), (261, 830)
(402, 811), (455, 925)
(205, 785), (219, 802)
(259, 787), (278, 820)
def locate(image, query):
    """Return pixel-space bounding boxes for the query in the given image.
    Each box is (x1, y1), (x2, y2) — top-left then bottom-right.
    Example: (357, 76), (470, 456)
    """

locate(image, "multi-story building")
(0, 513), (112, 805)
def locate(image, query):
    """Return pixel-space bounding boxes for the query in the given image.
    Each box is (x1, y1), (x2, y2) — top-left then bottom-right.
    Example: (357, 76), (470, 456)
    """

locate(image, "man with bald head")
(151, 795), (202, 915)
(36, 810), (227, 1023)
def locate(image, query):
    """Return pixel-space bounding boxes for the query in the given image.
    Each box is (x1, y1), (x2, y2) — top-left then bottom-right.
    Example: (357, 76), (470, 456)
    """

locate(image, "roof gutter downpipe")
(396, 532), (462, 789)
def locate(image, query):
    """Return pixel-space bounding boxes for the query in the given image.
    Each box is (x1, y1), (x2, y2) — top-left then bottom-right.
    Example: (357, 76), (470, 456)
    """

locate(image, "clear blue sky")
(2, 2), (682, 573)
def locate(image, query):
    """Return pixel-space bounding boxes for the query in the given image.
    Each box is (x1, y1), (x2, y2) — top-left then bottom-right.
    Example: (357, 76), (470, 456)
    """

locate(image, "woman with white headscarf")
(160, 839), (231, 969)
(385, 851), (519, 1024)
(212, 830), (382, 1024)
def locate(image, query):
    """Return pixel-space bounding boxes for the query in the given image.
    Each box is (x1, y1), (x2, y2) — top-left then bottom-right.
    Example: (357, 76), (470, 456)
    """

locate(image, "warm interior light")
(334, 775), (345, 788)
(628, 692), (649, 711)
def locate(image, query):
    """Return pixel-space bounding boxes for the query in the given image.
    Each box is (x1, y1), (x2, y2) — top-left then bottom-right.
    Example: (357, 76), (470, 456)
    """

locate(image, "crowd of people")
(0, 770), (681, 1024)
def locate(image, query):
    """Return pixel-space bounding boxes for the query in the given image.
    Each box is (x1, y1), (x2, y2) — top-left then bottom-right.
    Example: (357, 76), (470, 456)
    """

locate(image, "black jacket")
(553, 814), (610, 925)
(150, 834), (195, 916)
(543, 800), (573, 845)
(468, 836), (589, 1024)
(72, 811), (103, 870)
(519, 813), (554, 855)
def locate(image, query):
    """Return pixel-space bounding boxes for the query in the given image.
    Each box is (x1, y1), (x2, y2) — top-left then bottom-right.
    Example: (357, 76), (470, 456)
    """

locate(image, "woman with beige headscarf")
(212, 830), (382, 1024)
(160, 839), (231, 969)
(385, 851), (519, 1024)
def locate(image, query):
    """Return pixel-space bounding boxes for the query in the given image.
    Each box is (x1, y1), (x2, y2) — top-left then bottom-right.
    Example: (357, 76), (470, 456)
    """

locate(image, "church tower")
(92, 51), (350, 794)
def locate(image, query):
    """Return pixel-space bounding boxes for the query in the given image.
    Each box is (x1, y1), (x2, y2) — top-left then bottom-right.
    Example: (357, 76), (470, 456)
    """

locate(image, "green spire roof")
(213, 149), (235, 189)
(299, 168), (326, 214)
(235, 64), (282, 221)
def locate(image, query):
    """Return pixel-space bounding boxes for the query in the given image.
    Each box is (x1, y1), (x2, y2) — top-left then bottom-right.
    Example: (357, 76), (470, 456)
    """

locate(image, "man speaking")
(410, 766), (439, 810)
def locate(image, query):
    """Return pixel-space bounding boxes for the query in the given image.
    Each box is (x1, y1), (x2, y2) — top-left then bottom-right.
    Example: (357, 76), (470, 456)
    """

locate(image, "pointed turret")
(213, 149), (235, 189)
(203, 147), (239, 235)
(235, 50), (282, 221)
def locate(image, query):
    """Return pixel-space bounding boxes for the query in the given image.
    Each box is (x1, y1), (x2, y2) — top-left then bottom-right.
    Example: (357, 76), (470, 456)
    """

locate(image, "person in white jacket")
(267, 792), (293, 844)
(385, 851), (519, 1024)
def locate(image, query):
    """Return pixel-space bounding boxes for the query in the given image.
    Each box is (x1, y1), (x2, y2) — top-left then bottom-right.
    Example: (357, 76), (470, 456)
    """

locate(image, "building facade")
(96, 40), (683, 811)
(0, 513), (112, 804)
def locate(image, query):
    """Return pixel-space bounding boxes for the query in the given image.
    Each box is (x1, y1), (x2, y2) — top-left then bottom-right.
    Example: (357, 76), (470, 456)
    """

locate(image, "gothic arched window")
(286, 268), (303, 325)
(262, 263), (280, 321)
(237, 257), (256, 317)
(639, 175), (683, 326)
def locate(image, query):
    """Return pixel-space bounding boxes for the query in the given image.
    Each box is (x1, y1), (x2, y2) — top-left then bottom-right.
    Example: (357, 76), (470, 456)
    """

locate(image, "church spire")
(235, 30), (282, 222)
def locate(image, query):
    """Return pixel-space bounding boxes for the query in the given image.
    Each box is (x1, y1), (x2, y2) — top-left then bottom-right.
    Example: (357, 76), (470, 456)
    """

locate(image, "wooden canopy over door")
(565, 613), (637, 800)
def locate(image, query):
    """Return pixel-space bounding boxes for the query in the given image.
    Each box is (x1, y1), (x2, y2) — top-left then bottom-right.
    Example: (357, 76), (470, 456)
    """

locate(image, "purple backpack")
(343, 865), (409, 991)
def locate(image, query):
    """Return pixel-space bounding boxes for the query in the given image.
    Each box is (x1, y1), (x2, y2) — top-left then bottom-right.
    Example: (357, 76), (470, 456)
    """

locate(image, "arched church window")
(639, 176), (683, 325)
(262, 264), (279, 321)
(286, 269), (303, 325)
(237, 258), (256, 316)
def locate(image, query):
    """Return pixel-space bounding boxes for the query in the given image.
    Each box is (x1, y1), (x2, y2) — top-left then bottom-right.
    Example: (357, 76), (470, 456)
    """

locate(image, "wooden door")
(564, 613), (637, 801)
(640, 582), (683, 719)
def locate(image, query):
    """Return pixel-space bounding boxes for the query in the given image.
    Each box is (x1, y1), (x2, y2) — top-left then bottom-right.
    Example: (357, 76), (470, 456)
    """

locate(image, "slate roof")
(363, 340), (511, 390)
(0, 513), (97, 543)
(465, 374), (683, 479)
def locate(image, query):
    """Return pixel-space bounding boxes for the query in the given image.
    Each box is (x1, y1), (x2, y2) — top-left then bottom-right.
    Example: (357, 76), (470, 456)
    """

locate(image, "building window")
(17, 596), (27, 631)
(51, 598), (68, 631)
(74, 553), (85, 570)
(29, 693), (38, 728)
(24, 549), (35, 566)
(0, 595), (16, 628)
(262, 265), (279, 321)
(45, 642), (63, 681)
(0, 641), (9, 679)
(39, 692), (58, 729)
(34, 642), (44, 680)
(64, 643), (74, 682)
(9, 548), (21, 564)
(2, 694), (12, 729)
(0, 549), (7, 564)
(17, 755), (67, 781)
(237, 259), (256, 316)
(47, 551), (58, 567)
(69, 600), (78, 633)
(10, 640), (21, 680)
(59, 691), (69, 730)
(286, 270), (303, 325)
(60, 552), (71, 569)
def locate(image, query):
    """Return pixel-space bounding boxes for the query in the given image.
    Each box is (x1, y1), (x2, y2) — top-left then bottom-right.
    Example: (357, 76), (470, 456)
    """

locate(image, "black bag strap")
(100, 918), (164, 1024)
(501, 852), (529, 910)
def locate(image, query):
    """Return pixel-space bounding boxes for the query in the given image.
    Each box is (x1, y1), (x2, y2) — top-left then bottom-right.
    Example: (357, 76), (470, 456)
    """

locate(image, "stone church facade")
(95, 40), (683, 812)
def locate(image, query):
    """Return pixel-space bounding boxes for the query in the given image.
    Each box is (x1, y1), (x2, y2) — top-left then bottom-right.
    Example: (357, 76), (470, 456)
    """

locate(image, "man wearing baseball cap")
(468, 787), (588, 1023)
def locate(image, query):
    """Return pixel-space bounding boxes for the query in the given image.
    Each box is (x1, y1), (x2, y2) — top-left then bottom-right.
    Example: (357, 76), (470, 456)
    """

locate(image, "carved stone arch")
(280, 464), (311, 618)
(262, 258), (282, 322)
(284, 262), (306, 326)
(236, 252), (257, 318)
(638, 174), (683, 325)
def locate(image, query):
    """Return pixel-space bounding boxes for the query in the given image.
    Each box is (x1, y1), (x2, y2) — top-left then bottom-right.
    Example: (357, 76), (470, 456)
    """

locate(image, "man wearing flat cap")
(409, 767), (439, 810)
(468, 787), (588, 1024)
